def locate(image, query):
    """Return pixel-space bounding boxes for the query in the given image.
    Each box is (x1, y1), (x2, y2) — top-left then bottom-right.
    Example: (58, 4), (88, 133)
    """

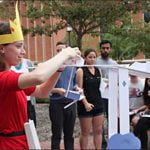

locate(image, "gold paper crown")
(0, 1), (23, 44)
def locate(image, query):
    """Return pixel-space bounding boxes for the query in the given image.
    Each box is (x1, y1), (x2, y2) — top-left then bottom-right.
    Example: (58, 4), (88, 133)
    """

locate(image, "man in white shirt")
(96, 40), (117, 149)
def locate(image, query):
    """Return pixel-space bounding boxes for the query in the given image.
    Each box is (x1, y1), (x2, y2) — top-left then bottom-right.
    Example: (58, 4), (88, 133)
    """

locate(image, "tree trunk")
(77, 34), (83, 51)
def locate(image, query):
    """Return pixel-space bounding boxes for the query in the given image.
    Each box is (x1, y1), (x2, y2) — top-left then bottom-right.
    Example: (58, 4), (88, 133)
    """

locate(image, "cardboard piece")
(0, 1), (24, 44)
(64, 91), (85, 109)
(65, 90), (80, 100)
(24, 120), (41, 149)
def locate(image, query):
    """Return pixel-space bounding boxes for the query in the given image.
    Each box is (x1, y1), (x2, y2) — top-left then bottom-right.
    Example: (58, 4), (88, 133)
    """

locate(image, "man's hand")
(57, 88), (66, 96)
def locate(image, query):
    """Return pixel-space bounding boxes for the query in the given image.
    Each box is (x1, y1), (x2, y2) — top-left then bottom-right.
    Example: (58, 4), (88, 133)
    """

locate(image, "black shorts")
(78, 107), (104, 118)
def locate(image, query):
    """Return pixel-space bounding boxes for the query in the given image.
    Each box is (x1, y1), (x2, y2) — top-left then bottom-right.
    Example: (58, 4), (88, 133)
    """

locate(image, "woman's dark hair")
(143, 78), (150, 105)
(83, 49), (97, 64)
(0, 21), (11, 35)
(0, 21), (11, 71)
(84, 48), (97, 58)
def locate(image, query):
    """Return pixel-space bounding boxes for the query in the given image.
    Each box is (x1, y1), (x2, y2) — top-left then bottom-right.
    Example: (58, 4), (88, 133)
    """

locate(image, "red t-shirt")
(0, 71), (36, 149)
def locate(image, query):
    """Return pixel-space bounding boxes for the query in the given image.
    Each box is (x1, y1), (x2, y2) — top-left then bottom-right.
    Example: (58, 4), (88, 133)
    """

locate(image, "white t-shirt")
(129, 79), (144, 110)
(96, 57), (117, 79)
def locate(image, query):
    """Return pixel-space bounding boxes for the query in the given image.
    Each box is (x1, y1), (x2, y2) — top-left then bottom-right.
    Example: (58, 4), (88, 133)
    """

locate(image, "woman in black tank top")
(76, 49), (104, 149)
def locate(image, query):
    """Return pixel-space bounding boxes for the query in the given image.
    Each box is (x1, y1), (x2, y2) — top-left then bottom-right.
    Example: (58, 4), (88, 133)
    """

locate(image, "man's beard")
(101, 52), (109, 59)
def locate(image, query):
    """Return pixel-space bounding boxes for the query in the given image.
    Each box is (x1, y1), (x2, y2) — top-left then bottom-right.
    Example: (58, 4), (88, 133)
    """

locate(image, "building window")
(144, 12), (150, 23)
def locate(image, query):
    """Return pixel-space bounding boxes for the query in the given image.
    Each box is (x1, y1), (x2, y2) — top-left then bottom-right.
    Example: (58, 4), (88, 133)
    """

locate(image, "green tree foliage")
(22, 0), (148, 50)
(0, 0), (149, 59)
(103, 12), (150, 61)
(0, 0), (15, 19)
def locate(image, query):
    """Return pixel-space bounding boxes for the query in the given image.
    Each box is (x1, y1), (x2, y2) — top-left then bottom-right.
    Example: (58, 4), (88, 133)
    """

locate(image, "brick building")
(0, 0), (147, 62)
(19, 1), (66, 63)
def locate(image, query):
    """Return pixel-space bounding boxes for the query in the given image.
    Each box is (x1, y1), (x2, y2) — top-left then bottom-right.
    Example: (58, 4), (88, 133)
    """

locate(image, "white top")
(129, 79), (144, 110)
(96, 57), (117, 79)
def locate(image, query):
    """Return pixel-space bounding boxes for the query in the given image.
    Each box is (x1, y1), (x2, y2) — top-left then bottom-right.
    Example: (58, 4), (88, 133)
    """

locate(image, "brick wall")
(1, 1), (145, 62)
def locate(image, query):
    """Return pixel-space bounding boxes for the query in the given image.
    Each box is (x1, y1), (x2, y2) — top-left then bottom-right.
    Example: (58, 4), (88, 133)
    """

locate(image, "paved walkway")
(40, 136), (95, 149)
(40, 132), (150, 149)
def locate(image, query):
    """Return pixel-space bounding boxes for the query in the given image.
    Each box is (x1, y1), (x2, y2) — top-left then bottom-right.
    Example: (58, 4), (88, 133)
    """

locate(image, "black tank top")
(78, 67), (103, 109)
